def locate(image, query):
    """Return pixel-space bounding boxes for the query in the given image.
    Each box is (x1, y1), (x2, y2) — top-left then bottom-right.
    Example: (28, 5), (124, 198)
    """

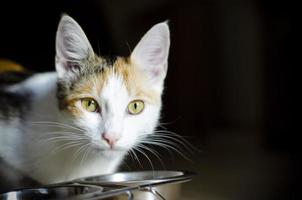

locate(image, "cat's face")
(55, 16), (169, 156)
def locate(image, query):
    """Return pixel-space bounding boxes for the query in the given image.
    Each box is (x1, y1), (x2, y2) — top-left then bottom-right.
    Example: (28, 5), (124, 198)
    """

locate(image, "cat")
(0, 15), (170, 185)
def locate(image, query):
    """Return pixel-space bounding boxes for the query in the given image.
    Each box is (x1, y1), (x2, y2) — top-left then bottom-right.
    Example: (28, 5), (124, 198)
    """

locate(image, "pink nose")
(102, 133), (120, 147)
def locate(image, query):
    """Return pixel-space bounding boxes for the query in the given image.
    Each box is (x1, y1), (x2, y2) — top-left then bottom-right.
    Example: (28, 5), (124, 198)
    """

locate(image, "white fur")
(0, 71), (161, 184)
(0, 16), (168, 184)
(0, 73), (123, 183)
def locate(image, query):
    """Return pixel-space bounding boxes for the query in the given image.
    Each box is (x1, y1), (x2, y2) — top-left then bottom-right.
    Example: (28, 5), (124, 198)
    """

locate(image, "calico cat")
(0, 15), (170, 185)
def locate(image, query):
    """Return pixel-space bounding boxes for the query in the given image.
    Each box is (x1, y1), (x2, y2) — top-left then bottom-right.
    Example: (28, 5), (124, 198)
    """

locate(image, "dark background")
(0, 0), (295, 199)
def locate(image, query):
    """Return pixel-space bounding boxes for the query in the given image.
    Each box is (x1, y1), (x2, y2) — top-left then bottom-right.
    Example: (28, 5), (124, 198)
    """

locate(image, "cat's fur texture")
(0, 15), (170, 184)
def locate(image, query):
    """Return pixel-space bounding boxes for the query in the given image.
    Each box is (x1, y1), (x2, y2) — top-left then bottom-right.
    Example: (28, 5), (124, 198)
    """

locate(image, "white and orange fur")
(0, 15), (170, 184)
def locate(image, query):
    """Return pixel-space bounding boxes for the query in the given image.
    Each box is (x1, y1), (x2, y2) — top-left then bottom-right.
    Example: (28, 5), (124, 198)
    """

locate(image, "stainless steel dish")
(0, 171), (196, 200)
(0, 184), (103, 200)
(73, 170), (195, 186)
(73, 170), (196, 200)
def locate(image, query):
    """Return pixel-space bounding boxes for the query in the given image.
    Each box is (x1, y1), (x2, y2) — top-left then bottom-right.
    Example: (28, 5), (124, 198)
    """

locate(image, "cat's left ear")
(55, 15), (94, 78)
(131, 22), (170, 88)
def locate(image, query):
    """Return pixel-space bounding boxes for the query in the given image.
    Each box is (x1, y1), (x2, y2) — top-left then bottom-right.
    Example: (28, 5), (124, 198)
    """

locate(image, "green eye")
(81, 98), (99, 112)
(128, 100), (144, 115)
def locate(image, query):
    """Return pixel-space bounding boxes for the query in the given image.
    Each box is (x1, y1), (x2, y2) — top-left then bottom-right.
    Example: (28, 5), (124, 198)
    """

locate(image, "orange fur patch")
(116, 58), (160, 104)
(64, 56), (160, 116)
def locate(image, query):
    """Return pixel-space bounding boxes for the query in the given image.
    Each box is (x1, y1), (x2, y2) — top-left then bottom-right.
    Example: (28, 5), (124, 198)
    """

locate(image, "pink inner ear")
(147, 48), (165, 66)
(154, 47), (162, 54)
(151, 68), (161, 78)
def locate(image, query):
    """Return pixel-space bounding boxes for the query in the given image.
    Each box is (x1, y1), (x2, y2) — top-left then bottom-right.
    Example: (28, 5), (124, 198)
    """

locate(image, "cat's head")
(55, 15), (170, 156)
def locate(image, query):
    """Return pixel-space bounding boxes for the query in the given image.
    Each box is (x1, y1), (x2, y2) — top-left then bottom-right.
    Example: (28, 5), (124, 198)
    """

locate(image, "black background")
(0, 0), (295, 199)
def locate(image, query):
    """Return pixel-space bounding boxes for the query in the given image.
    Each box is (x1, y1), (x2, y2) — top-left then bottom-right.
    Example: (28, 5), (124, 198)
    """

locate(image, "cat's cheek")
(75, 112), (103, 139)
(117, 121), (142, 149)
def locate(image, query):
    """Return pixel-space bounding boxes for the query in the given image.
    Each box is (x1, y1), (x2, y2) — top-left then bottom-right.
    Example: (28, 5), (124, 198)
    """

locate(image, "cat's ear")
(55, 15), (94, 78)
(131, 22), (170, 87)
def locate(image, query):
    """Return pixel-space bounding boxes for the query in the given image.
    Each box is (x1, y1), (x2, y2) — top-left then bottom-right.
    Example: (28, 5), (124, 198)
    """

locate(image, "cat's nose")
(102, 133), (120, 147)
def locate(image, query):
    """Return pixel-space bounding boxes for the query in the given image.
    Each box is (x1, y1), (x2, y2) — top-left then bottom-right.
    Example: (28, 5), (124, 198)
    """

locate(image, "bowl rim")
(72, 170), (197, 185)
(0, 184), (103, 200)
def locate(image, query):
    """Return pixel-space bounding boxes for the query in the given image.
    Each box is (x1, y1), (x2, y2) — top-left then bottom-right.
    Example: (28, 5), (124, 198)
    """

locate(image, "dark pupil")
(88, 100), (92, 106)
(134, 103), (138, 109)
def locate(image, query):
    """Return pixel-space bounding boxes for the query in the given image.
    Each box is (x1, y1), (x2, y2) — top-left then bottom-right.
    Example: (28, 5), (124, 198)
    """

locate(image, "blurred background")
(0, 0), (295, 199)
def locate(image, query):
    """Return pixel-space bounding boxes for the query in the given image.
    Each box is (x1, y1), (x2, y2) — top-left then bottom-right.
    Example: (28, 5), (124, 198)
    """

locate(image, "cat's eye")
(127, 100), (144, 115)
(81, 98), (99, 112)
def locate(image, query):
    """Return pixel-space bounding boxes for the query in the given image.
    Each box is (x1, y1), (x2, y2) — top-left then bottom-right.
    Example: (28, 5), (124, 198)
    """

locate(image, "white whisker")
(80, 143), (91, 167)
(140, 139), (192, 162)
(133, 146), (154, 171)
(50, 141), (85, 155)
(136, 143), (166, 169)
(149, 134), (196, 153)
(30, 121), (85, 132)
(129, 148), (143, 168)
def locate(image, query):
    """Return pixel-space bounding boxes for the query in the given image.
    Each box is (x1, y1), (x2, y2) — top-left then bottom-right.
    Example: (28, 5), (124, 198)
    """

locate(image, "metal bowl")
(0, 184), (103, 200)
(73, 170), (196, 186)
(72, 170), (196, 200)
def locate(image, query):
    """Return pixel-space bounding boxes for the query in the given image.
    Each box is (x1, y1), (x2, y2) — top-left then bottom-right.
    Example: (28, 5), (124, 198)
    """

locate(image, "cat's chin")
(101, 149), (126, 159)
(90, 144), (126, 158)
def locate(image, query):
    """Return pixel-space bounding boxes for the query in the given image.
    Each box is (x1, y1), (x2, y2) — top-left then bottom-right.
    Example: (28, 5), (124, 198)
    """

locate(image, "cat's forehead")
(94, 57), (159, 103)
(64, 57), (159, 105)
(95, 58), (132, 102)
(93, 57), (138, 97)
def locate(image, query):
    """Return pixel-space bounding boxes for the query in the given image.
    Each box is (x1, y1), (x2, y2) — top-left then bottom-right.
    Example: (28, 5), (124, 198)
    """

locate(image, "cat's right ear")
(130, 22), (170, 90)
(55, 15), (94, 78)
